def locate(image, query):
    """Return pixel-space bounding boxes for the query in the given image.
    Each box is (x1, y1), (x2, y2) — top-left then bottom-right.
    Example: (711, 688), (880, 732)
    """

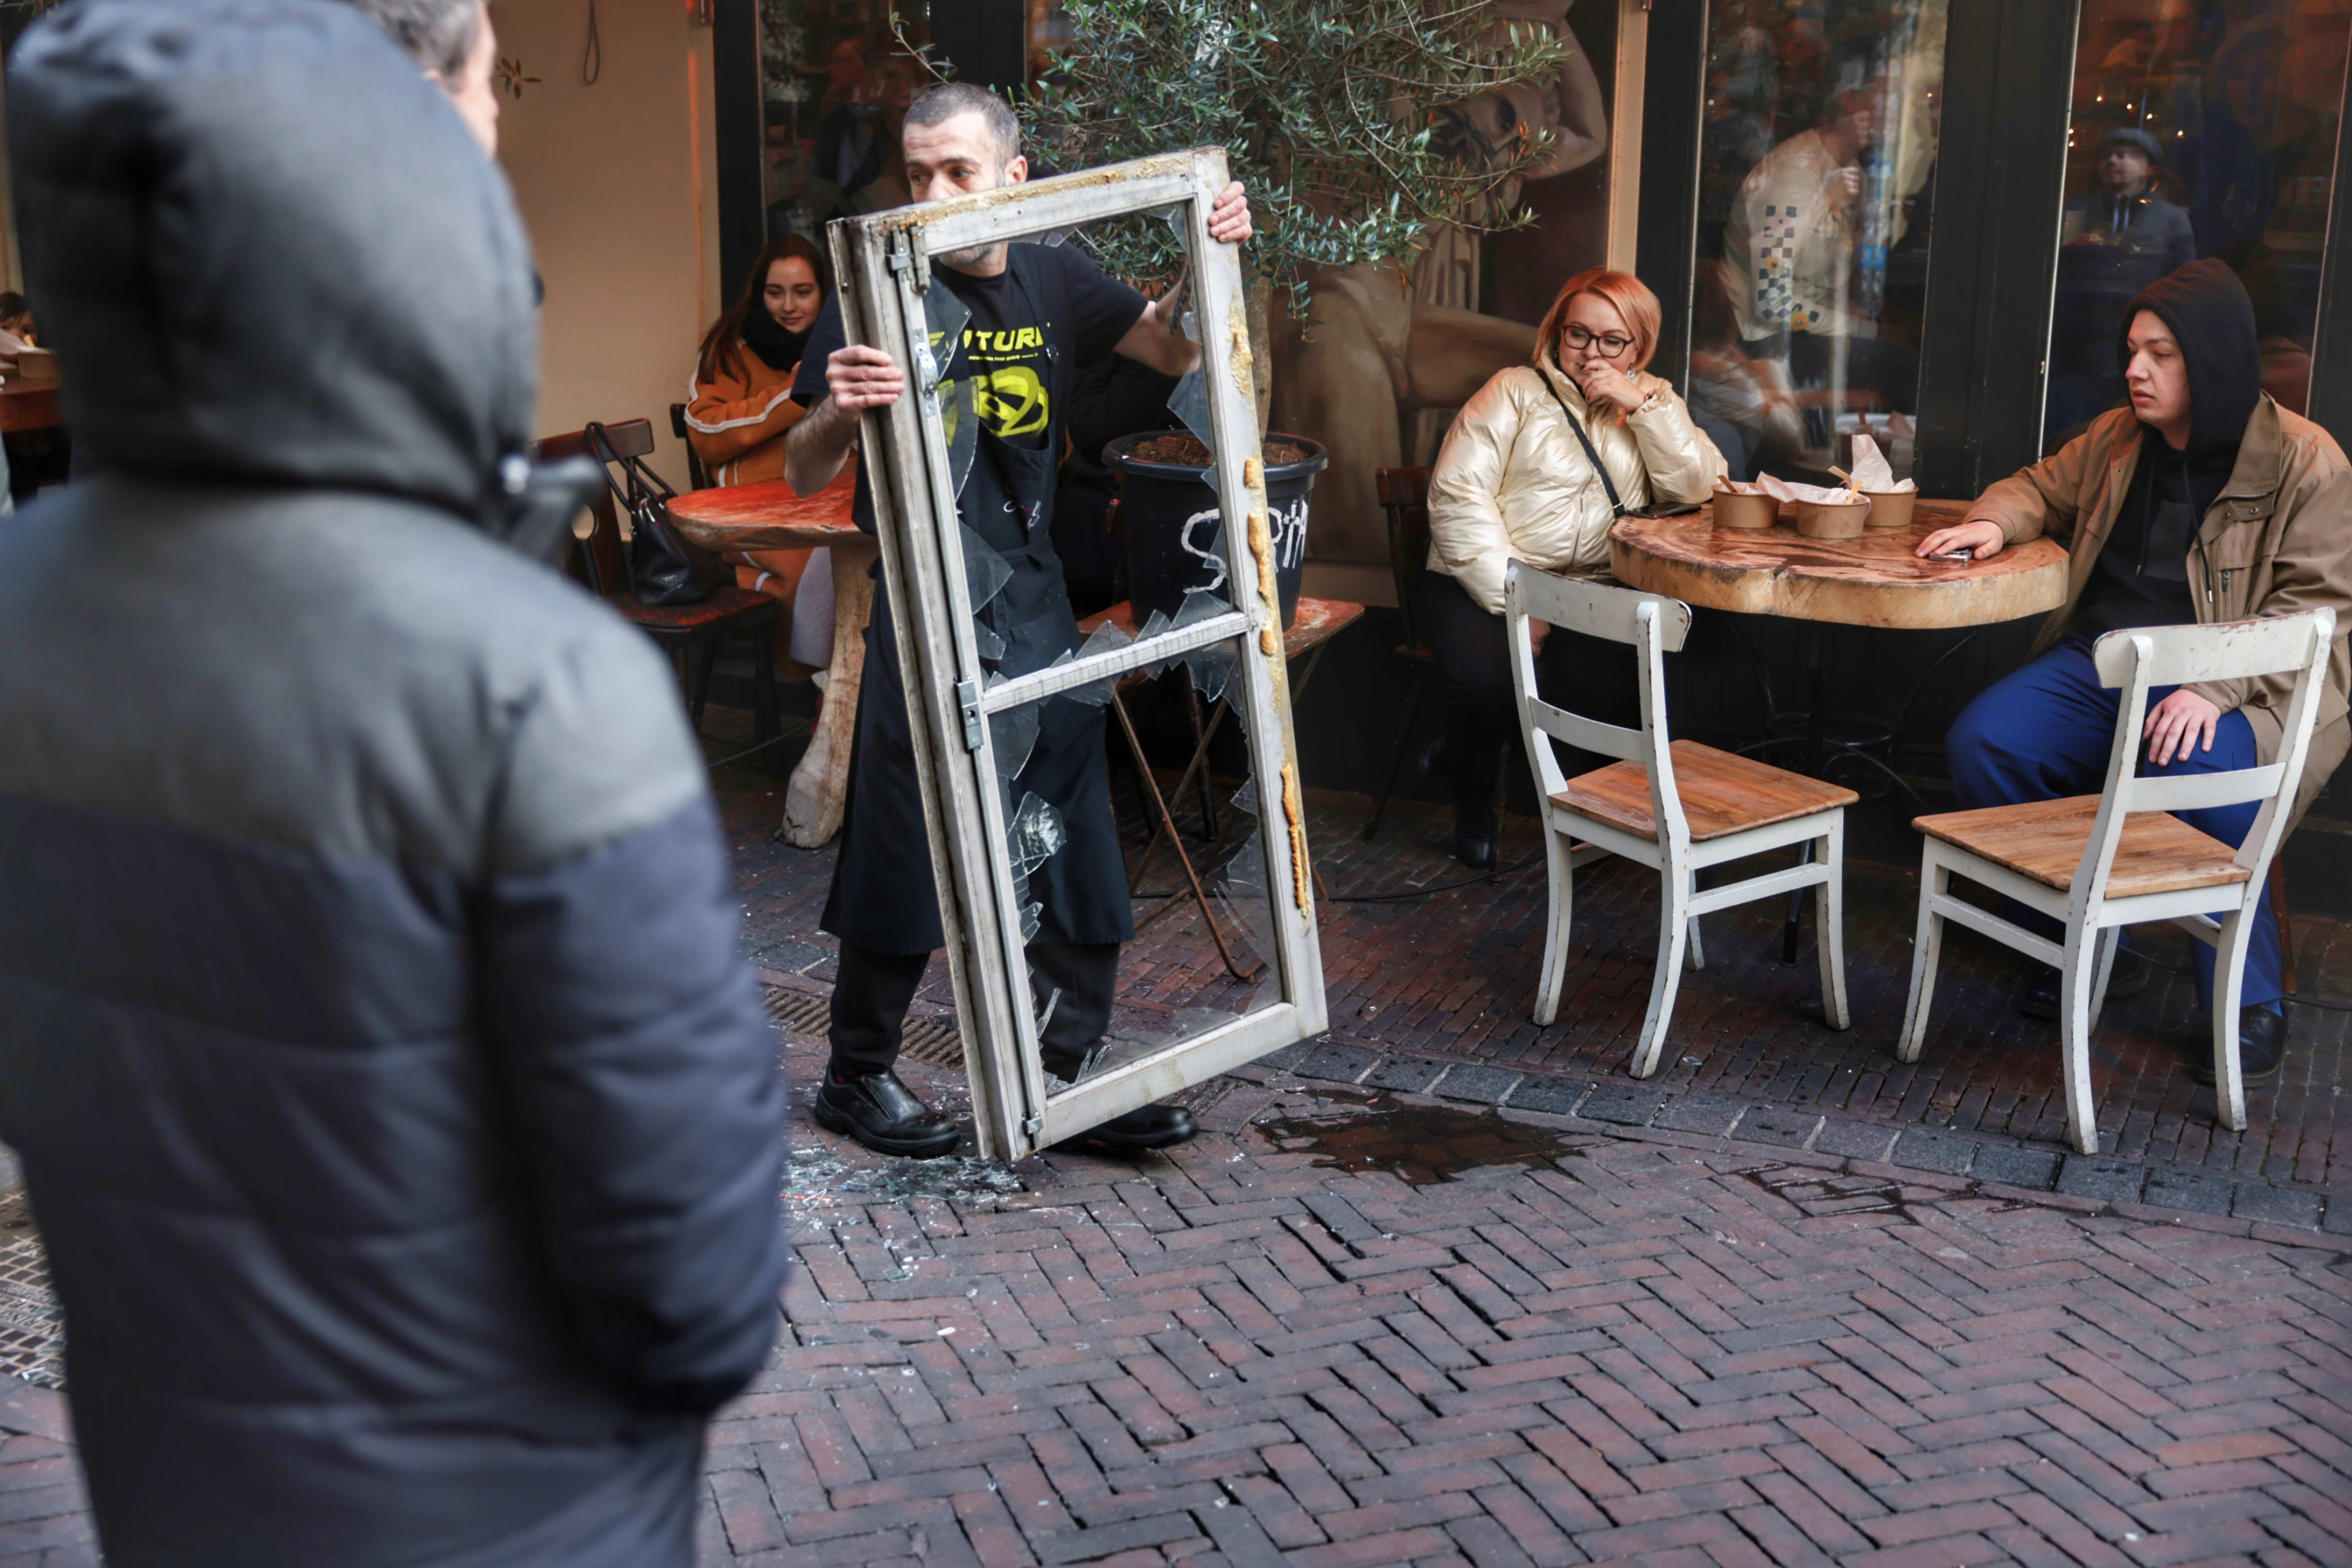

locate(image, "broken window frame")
(830, 148), (1327, 1160)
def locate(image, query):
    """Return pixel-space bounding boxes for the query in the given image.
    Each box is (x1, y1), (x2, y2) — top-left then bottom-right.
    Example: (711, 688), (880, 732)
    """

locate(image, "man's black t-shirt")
(2075, 432), (2233, 638)
(791, 242), (1147, 537)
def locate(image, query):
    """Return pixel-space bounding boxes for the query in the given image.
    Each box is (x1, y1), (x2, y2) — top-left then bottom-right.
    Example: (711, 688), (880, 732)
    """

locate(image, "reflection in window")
(756, 3), (929, 242)
(1694, 0), (1948, 484)
(2048, 0), (2348, 445)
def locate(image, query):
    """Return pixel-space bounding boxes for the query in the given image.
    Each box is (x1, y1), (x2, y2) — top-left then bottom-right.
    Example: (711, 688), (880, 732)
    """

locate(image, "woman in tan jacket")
(686, 235), (827, 676)
(1422, 268), (1726, 865)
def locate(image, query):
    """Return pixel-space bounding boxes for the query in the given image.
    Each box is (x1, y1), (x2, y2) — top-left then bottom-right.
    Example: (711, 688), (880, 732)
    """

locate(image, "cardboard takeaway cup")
(1861, 489), (1917, 529)
(1792, 498), (1871, 539)
(1712, 491), (1779, 530)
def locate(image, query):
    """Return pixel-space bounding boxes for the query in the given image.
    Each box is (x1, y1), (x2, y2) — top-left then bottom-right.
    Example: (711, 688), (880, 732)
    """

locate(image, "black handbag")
(584, 421), (709, 606)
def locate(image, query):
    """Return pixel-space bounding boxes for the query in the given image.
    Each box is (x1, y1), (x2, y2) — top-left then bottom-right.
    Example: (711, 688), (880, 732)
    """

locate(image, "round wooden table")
(1611, 497), (2071, 960)
(668, 470), (869, 848)
(1608, 499), (2069, 629)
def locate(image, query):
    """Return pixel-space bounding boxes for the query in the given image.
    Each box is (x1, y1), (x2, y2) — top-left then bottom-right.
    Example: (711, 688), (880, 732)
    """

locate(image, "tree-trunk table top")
(667, 470), (859, 554)
(1608, 499), (2069, 630)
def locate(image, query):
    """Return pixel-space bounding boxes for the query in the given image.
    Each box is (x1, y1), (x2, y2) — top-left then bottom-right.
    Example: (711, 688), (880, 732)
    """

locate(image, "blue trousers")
(1945, 635), (2281, 1011)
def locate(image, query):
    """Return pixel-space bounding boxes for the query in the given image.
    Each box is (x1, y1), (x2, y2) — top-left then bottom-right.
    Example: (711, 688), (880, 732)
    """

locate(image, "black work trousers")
(1415, 567), (1639, 809)
(829, 940), (1118, 1080)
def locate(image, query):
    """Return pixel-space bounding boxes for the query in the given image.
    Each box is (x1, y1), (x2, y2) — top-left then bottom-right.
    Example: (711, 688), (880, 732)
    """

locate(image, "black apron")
(822, 251), (1133, 956)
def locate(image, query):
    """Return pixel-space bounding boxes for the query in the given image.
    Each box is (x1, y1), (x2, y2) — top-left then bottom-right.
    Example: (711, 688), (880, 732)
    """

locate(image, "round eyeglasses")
(1564, 325), (1634, 356)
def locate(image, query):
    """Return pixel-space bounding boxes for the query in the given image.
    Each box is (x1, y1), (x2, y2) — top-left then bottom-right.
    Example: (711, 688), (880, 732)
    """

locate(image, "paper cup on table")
(1712, 491), (1779, 530)
(1861, 489), (1916, 530)
(1792, 498), (1870, 539)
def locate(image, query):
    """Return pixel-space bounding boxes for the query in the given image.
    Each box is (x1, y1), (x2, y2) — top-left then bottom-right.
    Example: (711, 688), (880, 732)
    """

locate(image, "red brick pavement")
(720, 760), (2352, 1208)
(4, 1040), (2350, 1566)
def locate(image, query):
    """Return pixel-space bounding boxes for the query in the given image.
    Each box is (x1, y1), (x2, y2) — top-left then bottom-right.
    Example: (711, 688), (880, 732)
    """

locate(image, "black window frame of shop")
(1639, 0), (2352, 489)
(712, 0), (1030, 301)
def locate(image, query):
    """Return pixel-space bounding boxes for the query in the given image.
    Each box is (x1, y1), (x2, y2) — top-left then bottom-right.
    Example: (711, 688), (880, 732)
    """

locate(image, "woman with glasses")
(1421, 268), (1726, 867)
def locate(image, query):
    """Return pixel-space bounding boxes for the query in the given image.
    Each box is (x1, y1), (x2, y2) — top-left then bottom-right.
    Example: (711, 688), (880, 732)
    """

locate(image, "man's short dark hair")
(340, 0), (481, 79)
(905, 82), (1021, 166)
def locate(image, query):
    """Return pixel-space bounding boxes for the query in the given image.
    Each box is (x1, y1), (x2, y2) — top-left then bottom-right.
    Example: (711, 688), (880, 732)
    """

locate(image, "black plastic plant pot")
(1104, 431), (1328, 630)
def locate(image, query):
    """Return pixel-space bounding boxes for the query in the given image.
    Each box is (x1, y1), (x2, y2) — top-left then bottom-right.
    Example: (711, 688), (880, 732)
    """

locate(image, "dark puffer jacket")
(0, 4), (790, 1564)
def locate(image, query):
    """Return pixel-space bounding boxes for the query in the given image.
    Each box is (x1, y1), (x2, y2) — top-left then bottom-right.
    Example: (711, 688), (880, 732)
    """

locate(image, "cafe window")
(1692, 0), (1949, 484)
(754, 2), (930, 243)
(2047, 0), (2350, 446)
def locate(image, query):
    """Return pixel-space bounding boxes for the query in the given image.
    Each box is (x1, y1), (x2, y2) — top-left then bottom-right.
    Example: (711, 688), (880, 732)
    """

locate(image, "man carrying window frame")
(783, 83), (1255, 1159)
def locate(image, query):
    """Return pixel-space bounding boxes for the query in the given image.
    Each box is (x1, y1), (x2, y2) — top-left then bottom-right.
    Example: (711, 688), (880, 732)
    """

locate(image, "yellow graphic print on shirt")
(933, 322), (1054, 445)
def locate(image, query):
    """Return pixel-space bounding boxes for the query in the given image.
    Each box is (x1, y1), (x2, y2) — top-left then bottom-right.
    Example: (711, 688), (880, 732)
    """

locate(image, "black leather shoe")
(1454, 799), (1496, 870)
(2187, 1005), (2288, 1087)
(812, 1069), (962, 1158)
(2020, 950), (2151, 1020)
(1058, 1102), (1198, 1155)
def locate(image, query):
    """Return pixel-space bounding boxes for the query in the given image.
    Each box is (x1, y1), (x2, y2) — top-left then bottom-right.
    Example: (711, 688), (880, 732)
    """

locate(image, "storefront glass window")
(1692, 0), (1949, 483)
(755, 2), (929, 243)
(2048, 0), (2349, 445)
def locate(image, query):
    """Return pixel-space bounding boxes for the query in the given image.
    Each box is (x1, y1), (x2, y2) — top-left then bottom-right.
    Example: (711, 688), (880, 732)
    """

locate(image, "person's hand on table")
(1208, 182), (1252, 245)
(1915, 518), (2005, 563)
(1573, 359), (1646, 414)
(825, 344), (902, 412)
(2146, 688), (2222, 767)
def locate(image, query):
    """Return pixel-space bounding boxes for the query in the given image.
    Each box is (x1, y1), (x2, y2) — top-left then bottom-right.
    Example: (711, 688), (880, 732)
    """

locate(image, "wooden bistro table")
(668, 469), (866, 848)
(0, 383), (62, 437)
(1610, 497), (2070, 957)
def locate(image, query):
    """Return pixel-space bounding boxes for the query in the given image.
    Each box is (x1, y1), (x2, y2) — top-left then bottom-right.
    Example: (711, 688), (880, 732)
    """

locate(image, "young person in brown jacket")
(686, 235), (828, 674)
(1918, 258), (2351, 1084)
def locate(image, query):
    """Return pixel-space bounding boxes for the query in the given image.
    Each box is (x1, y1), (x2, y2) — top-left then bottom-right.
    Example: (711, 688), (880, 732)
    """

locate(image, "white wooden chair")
(1898, 611), (2335, 1155)
(1507, 564), (1857, 1078)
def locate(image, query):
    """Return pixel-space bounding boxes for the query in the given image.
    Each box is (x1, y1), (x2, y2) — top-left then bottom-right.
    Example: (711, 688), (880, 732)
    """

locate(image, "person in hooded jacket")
(1921, 258), (2352, 1085)
(0, 4), (791, 1566)
(687, 233), (833, 676)
(1422, 267), (1727, 868)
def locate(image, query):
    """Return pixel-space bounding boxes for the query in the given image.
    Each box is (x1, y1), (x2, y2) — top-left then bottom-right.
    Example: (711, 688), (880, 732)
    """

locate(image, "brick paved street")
(2, 734), (2350, 1564)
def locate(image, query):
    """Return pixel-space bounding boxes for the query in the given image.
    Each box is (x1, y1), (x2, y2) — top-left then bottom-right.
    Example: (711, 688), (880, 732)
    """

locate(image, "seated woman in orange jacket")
(685, 235), (829, 676)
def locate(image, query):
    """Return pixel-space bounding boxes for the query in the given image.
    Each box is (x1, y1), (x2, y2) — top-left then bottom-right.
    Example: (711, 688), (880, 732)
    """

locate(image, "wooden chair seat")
(608, 582), (780, 636)
(1915, 794), (2251, 899)
(1551, 740), (1860, 843)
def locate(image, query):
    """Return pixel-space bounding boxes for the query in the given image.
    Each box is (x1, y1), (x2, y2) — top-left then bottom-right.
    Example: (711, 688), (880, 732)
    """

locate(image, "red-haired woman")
(686, 234), (830, 675)
(1422, 268), (1726, 867)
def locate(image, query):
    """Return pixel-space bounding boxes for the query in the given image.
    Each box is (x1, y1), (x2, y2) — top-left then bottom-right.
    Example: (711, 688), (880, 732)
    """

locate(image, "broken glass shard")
(1007, 791), (1066, 878)
(1186, 647), (1234, 706)
(1228, 775), (1259, 819)
(989, 704), (1039, 781)
(1019, 901), (1043, 944)
(1166, 362), (1213, 450)
(960, 526), (1012, 615)
(973, 623), (1006, 662)
(924, 279), (978, 499)
(1174, 587), (1227, 626)
(1077, 619), (1132, 659)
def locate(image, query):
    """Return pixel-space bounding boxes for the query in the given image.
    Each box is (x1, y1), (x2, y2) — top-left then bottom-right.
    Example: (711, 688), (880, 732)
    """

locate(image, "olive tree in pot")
(1023, 0), (1564, 627)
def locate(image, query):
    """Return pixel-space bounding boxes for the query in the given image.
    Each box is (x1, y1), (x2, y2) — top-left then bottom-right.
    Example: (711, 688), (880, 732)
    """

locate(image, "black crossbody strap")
(1538, 368), (1625, 518)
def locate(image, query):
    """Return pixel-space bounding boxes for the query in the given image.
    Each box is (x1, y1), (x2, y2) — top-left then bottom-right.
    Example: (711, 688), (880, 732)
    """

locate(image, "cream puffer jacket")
(1427, 359), (1727, 615)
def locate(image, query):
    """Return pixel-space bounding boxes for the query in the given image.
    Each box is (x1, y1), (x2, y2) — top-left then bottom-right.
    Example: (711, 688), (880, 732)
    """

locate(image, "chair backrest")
(2076, 609), (2336, 911)
(669, 404), (715, 491)
(1375, 466), (1431, 646)
(536, 418), (657, 597)
(1505, 562), (1697, 846)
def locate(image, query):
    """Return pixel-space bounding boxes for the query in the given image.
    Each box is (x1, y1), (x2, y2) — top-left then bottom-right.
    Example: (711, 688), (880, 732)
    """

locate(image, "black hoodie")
(0, 4), (788, 1564)
(2075, 258), (2264, 637)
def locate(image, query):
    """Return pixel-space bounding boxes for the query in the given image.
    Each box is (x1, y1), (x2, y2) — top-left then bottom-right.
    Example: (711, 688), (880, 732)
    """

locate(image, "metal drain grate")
(0, 1190), (64, 1388)
(763, 985), (963, 1066)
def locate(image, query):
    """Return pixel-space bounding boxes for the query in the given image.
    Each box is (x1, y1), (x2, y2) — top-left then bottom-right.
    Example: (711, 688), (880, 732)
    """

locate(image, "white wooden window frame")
(829, 147), (1327, 1159)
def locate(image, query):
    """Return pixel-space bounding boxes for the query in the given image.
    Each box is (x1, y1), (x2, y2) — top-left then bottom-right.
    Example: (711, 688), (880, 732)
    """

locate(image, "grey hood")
(7, 0), (539, 524)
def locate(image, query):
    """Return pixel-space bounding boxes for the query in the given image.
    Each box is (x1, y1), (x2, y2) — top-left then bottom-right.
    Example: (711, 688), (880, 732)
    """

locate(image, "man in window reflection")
(2062, 128), (2196, 268)
(1720, 67), (1919, 421)
(1918, 259), (2352, 1088)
